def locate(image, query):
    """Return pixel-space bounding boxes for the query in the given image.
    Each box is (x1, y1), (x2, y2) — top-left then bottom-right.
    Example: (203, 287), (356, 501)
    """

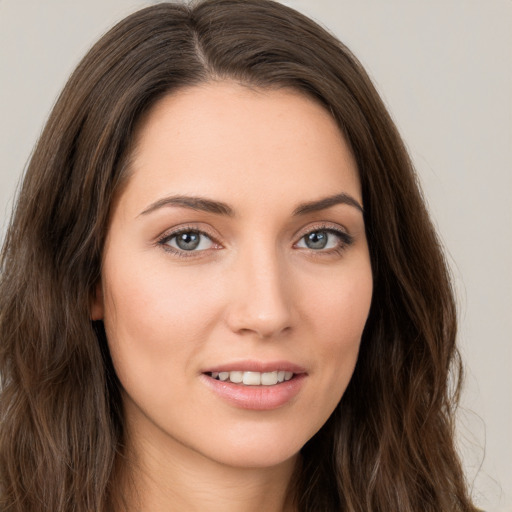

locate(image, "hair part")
(0, 1), (476, 510)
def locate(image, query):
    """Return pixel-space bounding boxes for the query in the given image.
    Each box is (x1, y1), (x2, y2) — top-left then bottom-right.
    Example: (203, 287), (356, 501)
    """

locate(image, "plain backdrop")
(0, 1), (510, 510)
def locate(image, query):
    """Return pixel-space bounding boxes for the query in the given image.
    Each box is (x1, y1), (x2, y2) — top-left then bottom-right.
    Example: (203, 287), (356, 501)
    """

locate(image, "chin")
(205, 441), (302, 470)
(187, 417), (319, 470)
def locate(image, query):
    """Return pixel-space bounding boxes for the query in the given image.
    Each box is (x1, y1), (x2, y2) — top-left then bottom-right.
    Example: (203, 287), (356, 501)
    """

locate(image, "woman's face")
(92, 82), (372, 470)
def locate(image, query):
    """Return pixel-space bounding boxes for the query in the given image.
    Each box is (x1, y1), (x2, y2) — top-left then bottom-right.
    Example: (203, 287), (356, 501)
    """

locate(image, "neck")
(115, 417), (299, 512)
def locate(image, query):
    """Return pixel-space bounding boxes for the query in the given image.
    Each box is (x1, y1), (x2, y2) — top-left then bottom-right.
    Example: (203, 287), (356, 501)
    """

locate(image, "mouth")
(205, 370), (295, 386)
(201, 363), (307, 410)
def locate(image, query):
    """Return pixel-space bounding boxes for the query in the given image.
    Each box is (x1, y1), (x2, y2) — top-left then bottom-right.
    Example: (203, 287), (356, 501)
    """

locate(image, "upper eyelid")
(294, 222), (351, 239)
(157, 224), (219, 244)
(156, 227), (220, 257)
(293, 224), (354, 250)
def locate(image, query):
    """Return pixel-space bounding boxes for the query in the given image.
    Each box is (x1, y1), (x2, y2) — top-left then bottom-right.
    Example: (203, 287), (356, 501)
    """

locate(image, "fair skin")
(92, 82), (373, 512)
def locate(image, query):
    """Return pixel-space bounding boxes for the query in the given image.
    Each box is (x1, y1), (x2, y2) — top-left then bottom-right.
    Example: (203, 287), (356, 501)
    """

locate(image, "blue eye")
(296, 229), (351, 251)
(163, 230), (214, 252)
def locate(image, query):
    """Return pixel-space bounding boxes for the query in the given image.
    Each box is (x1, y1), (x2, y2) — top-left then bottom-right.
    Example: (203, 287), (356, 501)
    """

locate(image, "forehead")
(123, 81), (361, 215)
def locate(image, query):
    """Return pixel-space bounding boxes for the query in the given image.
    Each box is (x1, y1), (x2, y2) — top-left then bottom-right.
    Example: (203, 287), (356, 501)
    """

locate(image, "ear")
(90, 281), (105, 320)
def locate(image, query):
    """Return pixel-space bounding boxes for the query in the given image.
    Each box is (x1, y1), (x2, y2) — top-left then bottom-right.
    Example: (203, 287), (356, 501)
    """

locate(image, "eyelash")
(156, 224), (354, 258)
(157, 226), (220, 258)
(294, 224), (354, 257)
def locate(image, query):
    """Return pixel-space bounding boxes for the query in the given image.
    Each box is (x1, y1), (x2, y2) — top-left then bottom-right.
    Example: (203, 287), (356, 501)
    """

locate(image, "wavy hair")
(0, 1), (477, 510)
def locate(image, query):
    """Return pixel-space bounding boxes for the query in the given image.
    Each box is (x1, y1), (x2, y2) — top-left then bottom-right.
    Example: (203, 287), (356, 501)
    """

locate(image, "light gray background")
(0, 1), (510, 510)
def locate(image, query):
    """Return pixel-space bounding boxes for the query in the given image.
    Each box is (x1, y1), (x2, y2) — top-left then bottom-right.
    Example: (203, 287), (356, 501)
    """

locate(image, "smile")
(201, 366), (307, 409)
(207, 370), (294, 386)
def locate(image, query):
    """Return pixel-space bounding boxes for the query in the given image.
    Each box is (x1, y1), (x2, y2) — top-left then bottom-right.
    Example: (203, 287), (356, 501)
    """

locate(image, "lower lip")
(200, 374), (307, 410)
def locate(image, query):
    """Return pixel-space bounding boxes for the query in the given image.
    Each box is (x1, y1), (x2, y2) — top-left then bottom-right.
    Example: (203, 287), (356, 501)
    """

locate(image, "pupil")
(306, 231), (328, 249)
(176, 232), (200, 250)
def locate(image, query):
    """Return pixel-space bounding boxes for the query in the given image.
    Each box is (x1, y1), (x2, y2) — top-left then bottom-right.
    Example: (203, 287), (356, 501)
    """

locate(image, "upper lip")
(202, 360), (307, 374)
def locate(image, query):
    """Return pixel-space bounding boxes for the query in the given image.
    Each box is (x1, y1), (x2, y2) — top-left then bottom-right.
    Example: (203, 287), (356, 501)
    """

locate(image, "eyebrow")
(139, 195), (234, 217)
(139, 191), (363, 218)
(292, 193), (363, 215)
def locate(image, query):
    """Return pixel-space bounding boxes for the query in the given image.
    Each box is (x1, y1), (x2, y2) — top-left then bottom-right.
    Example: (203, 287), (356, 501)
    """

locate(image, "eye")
(160, 230), (215, 252)
(295, 228), (352, 252)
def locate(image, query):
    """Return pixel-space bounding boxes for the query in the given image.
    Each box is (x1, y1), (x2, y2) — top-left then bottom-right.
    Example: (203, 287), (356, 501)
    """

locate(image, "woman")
(0, 0), (478, 510)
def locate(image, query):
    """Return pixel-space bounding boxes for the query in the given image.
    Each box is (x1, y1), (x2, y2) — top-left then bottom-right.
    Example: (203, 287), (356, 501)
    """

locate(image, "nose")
(225, 246), (295, 339)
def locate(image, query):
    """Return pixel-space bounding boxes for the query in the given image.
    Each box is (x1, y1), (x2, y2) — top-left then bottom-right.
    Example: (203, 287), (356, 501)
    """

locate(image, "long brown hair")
(0, 1), (477, 510)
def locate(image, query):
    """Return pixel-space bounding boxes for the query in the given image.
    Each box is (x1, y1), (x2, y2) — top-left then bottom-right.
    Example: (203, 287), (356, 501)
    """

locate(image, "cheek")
(101, 259), (222, 384)
(105, 253), (218, 323)
(304, 257), (372, 339)
(301, 259), (372, 401)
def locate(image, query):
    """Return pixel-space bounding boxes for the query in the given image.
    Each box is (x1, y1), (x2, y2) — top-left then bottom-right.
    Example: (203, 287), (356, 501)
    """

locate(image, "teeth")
(243, 372), (261, 385)
(229, 371), (243, 383)
(261, 371), (278, 385)
(209, 370), (295, 385)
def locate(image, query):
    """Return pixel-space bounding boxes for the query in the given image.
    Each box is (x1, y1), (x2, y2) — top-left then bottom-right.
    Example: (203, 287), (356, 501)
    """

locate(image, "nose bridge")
(226, 238), (293, 338)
